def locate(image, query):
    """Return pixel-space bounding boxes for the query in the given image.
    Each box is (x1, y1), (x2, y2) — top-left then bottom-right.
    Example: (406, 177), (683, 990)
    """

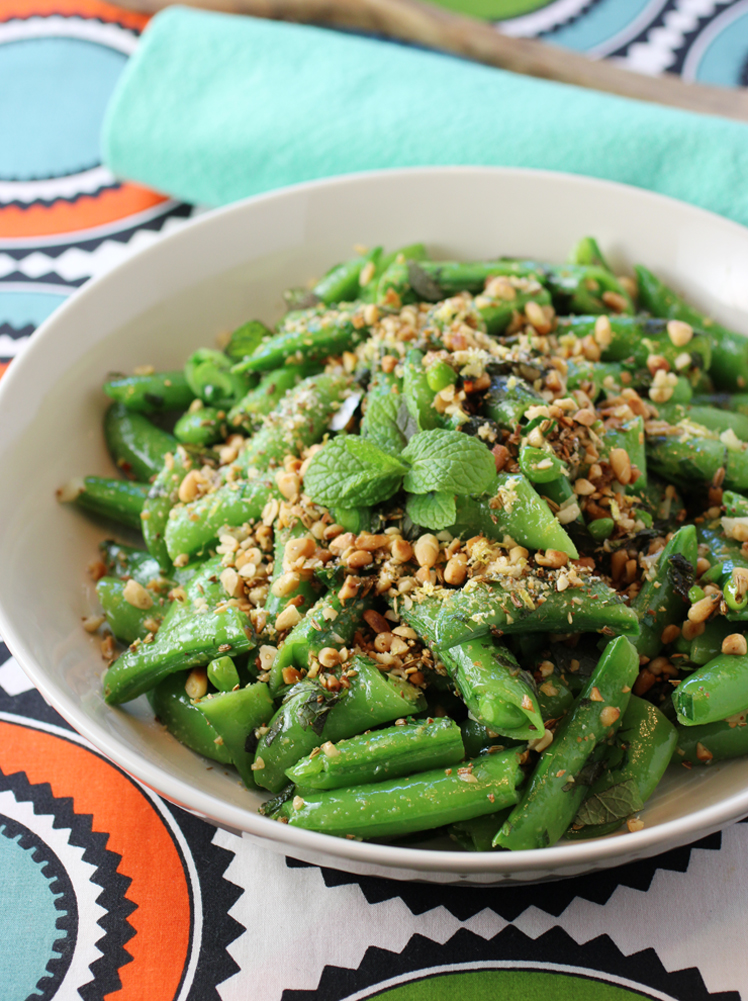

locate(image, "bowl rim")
(2, 163), (748, 876)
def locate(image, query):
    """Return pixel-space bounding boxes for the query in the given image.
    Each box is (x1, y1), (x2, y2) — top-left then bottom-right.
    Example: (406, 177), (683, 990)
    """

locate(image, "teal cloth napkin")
(102, 5), (748, 224)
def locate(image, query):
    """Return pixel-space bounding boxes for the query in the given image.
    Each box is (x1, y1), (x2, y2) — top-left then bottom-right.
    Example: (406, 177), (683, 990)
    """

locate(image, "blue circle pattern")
(0, 37), (127, 181)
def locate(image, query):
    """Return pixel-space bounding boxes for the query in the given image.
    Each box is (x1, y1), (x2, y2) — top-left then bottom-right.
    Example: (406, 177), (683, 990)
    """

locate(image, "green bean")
(59, 475), (149, 530)
(630, 525), (697, 660)
(436, 577), (639, 651)
(567, 696), (677, 839)
(142, 446), (217, 570)
(225, 320), (273, 364)
(103, 403), (177, 482)
(206, 655), (241, 692)
(646, 434), (748, 492)
(275, 747), (524, 839)
(676, 713), (748, 764)
(270, 591), (372, 695)
(673, 653), (748, 726)
(635, 263), (748, 392)
(237, 372), (352, 472)
(174, 406), (226, 446)
(96, 576), (164, 644)
(98, 540), (164, 584)
(184, 348), (250, 408)
(286, 717), (464, 790)
(196, 683), (275, 787)
(557, 315), (712, 374)
(228, 365), (311, 431)
(254, 655), (427, 792)
(232, 305), (368, 374)
(482, 374), (544, 430)
(148, 671), (233, 764)
(449, 473), (579, 558)
(164, 475), (276, 562)
(263, 521), (324, 626)
(657, 404), (748, 442)
(314, 247), (381, 304)
(494, 635), (638, 850)
(104, 370), (195, 413)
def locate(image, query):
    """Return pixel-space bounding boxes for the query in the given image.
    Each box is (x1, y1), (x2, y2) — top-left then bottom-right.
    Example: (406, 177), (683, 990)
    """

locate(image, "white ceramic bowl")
(2, 167), (748, 884)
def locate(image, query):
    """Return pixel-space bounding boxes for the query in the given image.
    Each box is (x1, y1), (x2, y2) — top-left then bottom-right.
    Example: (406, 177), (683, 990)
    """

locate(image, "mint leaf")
(402, 429), (495, 496)
(360, 391), (407, 454)
(406, 491), (457, 530)
(303, 435), (408, 507)
(575, 778), (645, 828)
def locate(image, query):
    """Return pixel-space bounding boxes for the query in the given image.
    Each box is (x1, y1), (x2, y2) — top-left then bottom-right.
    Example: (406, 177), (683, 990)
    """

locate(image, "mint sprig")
(406, 492), (457, 531)
(303, 428), (496, 514)
(402, 429), (496, 496)
(302, 436), (408, 507)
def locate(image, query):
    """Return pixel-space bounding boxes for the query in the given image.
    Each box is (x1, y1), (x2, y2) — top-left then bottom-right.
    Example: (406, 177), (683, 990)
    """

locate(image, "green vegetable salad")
(59, 237), (748, 850)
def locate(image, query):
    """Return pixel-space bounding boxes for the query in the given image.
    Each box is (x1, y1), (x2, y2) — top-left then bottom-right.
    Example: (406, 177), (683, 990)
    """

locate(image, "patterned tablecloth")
(2, 3), (748, 999)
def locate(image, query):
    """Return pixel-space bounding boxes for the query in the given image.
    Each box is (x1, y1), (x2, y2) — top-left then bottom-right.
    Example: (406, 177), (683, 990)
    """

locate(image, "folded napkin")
(102, 5), (748, 224)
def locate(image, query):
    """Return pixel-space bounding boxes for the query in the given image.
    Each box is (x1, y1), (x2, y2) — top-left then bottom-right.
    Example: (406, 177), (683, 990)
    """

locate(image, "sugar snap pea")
(196, 683), (275, 787)
(630, 525), (697, 661)
(104, 370), (195, 413)
(673, 653), (748, 726)
(148, 671), (234, 764)
(59, 475), (149, 530)
(104, 403), (177, 482)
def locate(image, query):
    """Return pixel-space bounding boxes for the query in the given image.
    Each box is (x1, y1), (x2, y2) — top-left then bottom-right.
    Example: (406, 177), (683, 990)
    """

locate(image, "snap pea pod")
(360, 243), (427, 302)
(435, 577), (639, 651)
(143, 446), (218, 568)
(275, 746), (524, 839)
(207, 655), (241, 692)
(237, 372), (352, 472)
(459, 719), (523, 757)
(99, 540), (164, 584)
(376, 258), (537, 306)
(104, 602), (254, 705)
(400, 597), (543, 738)
(164, 474), (277, 562)
(646, 434), (748, 492)
(104, 558), (255, 704)
(672, 654), (748, 726)
(148, 671), (234, 764)
(264, 521), (325, 625)
(536, 673), (575, 722)
(449, 809), (514, 852)
(103, 403), (177, 482)
(630, 525), (697, 661)
(567, 696), (677, 839)
(448, 473), (579, 558)
(723, 490), (748, 517)
(313, 247), (381, 304)
(359, 368), (406, 454)
(232, 305), (368, 374)
(255, 655), (426, 792)
(565, 359), (624, 401)
(270, 591), (372, 695)
(656, 404), (748, 442)
(478, 286), (553, 337)
(635, 263), (748, 392)
(557, 315), (712, 374)
(228, 364), (311, 431)
(494, 635), (638, 850)
(518, 445), (566, 484)
(403, 349), (447, 431)
(174, 406), (226, 446)
(544, 264), (635, 315)
(676, 714), (748, 764)
(568, 236), (612, 271)
(104, 370), (195, 413)
(482, 374), (544, 430)
(698, 524), (748, 619)
(59, 475), (149, 530)
(225, 320), (273, 365)
(96, 576), (164, 644)
(286, 717), (464, 790)
(184, 348), (250, 408)
(689, 619), (734, 666)
(196, 683), (275, 787)
(601, 417), (647, 492)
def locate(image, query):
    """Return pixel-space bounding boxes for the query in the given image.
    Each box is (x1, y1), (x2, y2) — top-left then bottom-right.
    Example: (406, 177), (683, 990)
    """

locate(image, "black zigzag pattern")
(160, 802), (246, 1001)
(286, 826), (723, 921)
(281, 925), (740, 1001)
(0, 642), (74, 730)
(0, 322), (34, 339)
(0, 768), (137, 1001)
